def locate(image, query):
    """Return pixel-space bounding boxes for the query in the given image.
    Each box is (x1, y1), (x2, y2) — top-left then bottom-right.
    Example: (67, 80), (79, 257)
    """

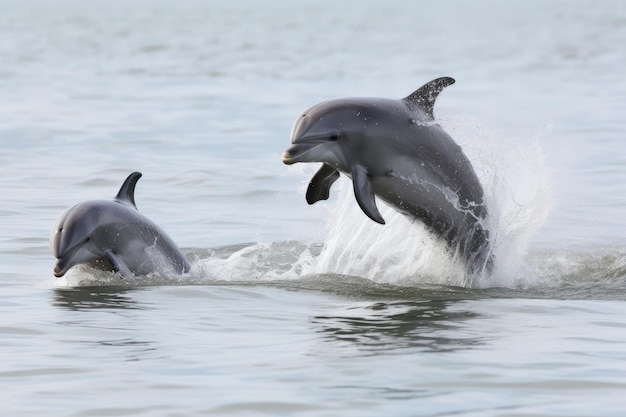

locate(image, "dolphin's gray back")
(406, 122), (486, 214)
(92, 201), (190, 275)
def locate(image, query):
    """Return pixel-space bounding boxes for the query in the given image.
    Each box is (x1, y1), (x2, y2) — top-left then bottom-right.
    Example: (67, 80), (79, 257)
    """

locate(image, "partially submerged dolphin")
(50, 172), (190, 278)
(282, 77), (492, 273)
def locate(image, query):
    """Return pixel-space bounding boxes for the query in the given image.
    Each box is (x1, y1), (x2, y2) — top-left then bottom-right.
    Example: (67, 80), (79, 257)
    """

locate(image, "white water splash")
(452, 118), (554, 288)
(291, 117), (555, 288)
(296, 185), (468, 285)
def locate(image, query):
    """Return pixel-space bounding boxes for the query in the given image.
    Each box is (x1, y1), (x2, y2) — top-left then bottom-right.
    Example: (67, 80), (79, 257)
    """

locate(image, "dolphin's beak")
(282, 130), (341, 165)
(282, 143), (320, 165)
(53, 259), (69, 277)
(51, 242), (85, 278)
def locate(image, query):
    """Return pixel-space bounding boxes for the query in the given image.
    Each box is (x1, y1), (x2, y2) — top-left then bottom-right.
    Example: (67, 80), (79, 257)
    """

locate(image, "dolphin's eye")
(329, 132), (341, 141)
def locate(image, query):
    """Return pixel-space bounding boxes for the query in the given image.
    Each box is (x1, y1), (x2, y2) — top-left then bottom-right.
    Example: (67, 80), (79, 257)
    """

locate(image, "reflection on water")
(52, 287), (143, 311)
(51, 288), (160, 363)
(313, 300), (482, 355)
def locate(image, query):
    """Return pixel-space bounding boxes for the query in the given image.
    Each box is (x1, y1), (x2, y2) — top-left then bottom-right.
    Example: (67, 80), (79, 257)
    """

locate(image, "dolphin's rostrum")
(283, 77), (493, 273)
(50, 172), (190, 278)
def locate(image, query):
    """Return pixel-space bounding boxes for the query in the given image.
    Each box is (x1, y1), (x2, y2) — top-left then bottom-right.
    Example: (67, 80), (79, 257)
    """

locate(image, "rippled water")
(1, 0), (625, 415)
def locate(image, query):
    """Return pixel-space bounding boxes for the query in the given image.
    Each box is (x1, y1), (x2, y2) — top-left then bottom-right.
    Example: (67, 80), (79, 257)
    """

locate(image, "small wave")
(52, 240), (626, 301)
(527, 247), (626, 287)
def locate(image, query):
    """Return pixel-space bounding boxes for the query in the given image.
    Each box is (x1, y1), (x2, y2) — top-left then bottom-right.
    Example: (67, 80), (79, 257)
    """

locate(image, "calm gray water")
(1, 0), (625, 415)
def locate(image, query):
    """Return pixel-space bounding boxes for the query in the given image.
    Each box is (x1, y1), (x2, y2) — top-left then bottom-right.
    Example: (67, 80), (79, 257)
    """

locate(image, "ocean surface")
(1, 0), (625, 415)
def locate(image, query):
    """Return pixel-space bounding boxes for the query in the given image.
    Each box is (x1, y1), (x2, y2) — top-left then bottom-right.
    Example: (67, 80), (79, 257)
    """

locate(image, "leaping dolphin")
(50, 172), (191, 278)
(282, 77), (492, 273)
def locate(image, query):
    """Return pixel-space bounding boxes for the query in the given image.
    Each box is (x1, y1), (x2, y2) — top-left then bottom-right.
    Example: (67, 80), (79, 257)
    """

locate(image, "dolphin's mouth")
(52, 250), (78, 278)
(282, 142), (323, 165)
(52, 243), (86, 277)
(53, 257), (72, 277)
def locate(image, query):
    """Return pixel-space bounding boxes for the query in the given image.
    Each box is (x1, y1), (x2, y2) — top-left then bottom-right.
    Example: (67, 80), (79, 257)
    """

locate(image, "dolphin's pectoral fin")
(114, 172), (142, 210)
(306, 164), (340, 204)
(351, 165), (385, 225)
(404, 77), (455, 119)
(104, 250), (133, 278)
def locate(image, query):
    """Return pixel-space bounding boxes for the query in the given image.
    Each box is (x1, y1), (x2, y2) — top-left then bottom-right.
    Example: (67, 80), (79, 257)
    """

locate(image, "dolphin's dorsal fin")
(114, 172), (142, 209)
(404, 77), (455, 119)
(351, 165), (385, 225)
(306, 164), (340, 205)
